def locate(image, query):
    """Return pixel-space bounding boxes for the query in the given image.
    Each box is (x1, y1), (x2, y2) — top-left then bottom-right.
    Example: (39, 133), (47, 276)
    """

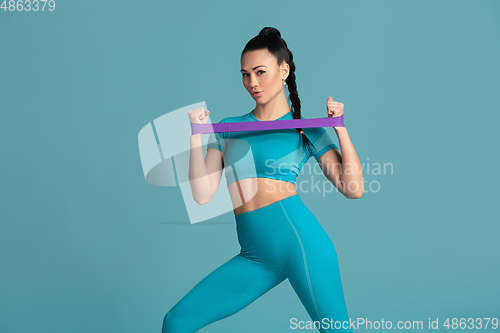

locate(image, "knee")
(162, 309), (188, 333)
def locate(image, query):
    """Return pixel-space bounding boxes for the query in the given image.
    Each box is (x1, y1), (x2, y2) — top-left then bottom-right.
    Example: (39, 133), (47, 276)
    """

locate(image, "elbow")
(342, 180), (364, 199)
(342, 187), (364, 199)
(347, 192), (363, 199)
(196, 200), (210, 205)
(190, 180), (216, 205)
(194, 196), (213, 205)
(193, 191), (215, 205)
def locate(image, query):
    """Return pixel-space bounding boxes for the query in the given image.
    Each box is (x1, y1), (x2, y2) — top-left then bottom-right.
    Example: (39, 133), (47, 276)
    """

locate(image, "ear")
(282, 62), (290, 80)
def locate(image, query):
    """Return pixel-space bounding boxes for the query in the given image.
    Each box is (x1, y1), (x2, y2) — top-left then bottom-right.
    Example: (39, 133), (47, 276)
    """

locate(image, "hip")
(234, 193), (333, 247)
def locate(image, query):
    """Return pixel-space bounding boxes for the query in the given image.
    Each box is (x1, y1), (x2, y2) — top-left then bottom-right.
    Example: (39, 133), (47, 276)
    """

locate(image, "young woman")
(163, 27), (363, 333)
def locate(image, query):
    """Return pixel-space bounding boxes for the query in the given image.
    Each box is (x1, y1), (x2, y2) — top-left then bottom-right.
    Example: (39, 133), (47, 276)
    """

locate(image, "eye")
(241, 70), (266, 77)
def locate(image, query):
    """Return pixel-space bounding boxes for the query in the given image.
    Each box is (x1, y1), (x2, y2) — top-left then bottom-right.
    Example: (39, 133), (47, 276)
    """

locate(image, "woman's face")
(240, 49), (288, 104)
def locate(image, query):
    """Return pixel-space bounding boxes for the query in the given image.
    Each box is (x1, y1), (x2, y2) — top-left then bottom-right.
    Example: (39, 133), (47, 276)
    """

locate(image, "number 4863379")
(1, 0), (56, 11)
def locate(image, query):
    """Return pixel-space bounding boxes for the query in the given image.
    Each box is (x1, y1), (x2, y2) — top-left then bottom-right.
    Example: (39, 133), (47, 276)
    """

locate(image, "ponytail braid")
(285, 49), (314, 156)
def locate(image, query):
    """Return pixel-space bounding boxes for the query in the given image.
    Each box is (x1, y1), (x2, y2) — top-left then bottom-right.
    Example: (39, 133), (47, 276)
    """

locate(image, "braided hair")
(241, 27), (314, 156)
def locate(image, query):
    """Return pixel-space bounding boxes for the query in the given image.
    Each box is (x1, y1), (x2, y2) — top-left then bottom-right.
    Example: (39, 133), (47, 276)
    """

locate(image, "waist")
(229, 178), (298, 216)
(235, 193), (303, 240)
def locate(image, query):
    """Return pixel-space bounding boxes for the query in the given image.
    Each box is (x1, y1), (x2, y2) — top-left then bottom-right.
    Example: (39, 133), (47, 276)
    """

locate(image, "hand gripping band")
(191, 115), (344, 135)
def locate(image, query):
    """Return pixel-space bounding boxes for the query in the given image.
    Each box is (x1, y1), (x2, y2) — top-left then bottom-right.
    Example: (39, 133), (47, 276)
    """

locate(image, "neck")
(253, 91), (291, 121)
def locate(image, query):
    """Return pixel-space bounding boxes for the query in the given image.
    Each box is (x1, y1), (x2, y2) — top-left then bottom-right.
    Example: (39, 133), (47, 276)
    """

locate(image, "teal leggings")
(162, 194), (352, 332)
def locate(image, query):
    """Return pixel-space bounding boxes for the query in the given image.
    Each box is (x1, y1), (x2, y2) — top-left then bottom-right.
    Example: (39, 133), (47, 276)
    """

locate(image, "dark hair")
(241, 27), (314, 156)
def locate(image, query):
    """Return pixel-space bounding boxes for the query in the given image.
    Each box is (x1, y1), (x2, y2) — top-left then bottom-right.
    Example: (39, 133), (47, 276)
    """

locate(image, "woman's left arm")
(317, 96), (364, 199)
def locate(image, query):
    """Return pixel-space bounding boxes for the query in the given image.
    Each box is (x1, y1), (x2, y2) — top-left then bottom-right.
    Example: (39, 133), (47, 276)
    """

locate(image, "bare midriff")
(228, 178), (298, 216)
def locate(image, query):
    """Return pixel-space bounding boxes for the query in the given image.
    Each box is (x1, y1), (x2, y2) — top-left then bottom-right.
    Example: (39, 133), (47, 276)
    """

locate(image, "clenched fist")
(187, 107), (210, 124)
(326, 96), (344, 118)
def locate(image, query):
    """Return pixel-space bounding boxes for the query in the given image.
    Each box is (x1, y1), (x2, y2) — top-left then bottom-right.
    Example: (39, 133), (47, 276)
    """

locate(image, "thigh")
(163, 253), (286, 333)
(282, 204), (352, 332)
(287, 240), (352, 332)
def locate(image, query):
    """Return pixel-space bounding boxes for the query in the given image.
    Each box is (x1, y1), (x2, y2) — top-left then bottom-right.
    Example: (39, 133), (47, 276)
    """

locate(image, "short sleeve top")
(207, 109), (338, 186)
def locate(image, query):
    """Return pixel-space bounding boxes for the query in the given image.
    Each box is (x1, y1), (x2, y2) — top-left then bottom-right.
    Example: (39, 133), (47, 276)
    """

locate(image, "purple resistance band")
(191, 115), (344, 135)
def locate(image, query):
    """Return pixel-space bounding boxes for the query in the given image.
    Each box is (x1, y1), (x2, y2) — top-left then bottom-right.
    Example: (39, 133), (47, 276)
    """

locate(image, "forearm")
(188, 134), (214, 204)
(334, 127), (364, 198)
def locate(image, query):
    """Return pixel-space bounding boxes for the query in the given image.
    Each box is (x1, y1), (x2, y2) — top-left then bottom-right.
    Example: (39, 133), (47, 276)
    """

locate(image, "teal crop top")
(207, 109), (339, 186)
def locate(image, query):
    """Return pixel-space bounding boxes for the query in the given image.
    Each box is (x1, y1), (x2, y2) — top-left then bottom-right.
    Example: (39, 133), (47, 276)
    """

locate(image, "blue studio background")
(1, 0), (499, 332)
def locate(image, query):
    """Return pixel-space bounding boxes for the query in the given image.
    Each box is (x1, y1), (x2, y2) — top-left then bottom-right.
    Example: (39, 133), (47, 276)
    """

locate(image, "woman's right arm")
(188, 108), (224, 205)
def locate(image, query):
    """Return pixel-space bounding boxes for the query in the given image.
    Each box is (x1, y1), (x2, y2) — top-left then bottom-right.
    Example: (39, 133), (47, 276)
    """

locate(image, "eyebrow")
(240, 65), (266, 72)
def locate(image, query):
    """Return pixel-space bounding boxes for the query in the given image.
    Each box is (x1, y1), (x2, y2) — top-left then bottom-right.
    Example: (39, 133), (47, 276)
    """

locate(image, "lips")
(252, 90), (262, 96)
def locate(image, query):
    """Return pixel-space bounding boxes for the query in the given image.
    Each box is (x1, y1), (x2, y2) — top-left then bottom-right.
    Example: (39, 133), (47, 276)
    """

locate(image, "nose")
(249, 74), (258, 88)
